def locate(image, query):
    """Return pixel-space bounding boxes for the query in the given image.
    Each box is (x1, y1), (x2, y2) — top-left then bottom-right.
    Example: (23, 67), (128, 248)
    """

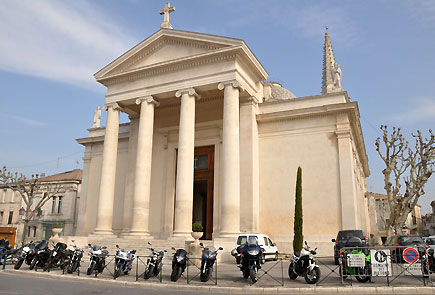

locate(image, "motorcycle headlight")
(176, 256), (184, 262)
(231, 249), (238, 257)
(247, 250), (259, 256)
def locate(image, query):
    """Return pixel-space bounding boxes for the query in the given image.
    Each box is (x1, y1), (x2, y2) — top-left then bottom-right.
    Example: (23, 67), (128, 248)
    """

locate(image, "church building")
(76, 3), (371, 256)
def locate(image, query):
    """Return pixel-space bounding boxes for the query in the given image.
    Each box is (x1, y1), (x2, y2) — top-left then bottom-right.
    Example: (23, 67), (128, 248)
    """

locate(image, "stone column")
(336, 113), (359, 229)
(173, 88), (200, 238)
(218, 80), (243, 237)
(129, 96), (159, 236)
(94, 102), (121, 235)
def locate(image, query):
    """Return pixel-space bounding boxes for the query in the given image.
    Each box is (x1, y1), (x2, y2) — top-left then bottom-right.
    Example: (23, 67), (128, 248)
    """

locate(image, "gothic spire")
(322, 31), (342, 94)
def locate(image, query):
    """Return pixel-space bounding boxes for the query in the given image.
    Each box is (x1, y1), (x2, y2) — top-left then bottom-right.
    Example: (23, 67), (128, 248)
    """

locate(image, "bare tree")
(376, 126), (434, 241)
(0, 166), (61, 245)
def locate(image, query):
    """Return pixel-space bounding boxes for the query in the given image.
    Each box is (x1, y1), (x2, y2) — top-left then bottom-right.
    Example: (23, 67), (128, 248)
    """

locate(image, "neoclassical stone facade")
(76, 21), (371, 256)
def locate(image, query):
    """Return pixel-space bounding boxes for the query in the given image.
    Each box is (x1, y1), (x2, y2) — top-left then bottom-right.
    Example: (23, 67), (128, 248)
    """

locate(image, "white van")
(235, 233), (279, 262)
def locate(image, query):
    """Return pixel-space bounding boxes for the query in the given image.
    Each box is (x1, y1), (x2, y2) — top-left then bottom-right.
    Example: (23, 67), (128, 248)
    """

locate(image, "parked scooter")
(29, 240), (50, 270)
(14, 241), (37, 270)
(339, 237), (371, 283)
(288, 241), (321, 284)
(44, 241), (70, 272)
(86, 244), (108, 276)
(143, 242), (166, 280)
(114, 245), (136, 278)
(170, 247), (188, 282)
(66, 240), (83, 274)
(231, 237), (264, 283)
(199, 243), (223, 282)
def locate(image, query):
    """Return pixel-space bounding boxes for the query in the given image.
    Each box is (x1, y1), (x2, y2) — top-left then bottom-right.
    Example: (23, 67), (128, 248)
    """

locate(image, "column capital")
(103, 102), (121, 111)
(175, 88), (200, 100)
(218, 80), (245, 92)
(136, 96), (160, 107)
(336, 129), (351, 139)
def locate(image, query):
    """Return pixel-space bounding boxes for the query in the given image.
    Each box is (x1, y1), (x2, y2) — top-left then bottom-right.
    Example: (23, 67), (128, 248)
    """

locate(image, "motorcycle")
(425, 248), (435, 273)
(114, 245), (136, 278)
(86, 244), (108, 276)
(66, 240), (83, 274)
(170, 247), (188, 282)
(44, 242), (70, 272)
(199, 243), (223, 282)
(143, 242), (166, 280)
(231, 238), (264, 283)
(288, 241), (321, 284)
(339, 237), (371, 283)
(29, 240), (50, 270)
(14, 241), (37, 269)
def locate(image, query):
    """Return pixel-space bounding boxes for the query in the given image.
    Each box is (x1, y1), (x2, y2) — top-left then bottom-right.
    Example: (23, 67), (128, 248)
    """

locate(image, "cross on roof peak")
(160, 2), (175, 30)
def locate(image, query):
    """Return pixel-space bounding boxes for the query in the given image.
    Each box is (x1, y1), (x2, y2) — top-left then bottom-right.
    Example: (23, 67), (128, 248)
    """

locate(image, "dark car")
(388, 235), (427, 263)
(332, 230), (367, 265)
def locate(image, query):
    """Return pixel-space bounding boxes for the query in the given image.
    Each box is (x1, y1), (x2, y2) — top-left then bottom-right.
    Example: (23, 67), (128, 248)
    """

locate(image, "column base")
(123, 231), (153, 239)
(88, 230), (117, 238)
(170, 232), (194, 241)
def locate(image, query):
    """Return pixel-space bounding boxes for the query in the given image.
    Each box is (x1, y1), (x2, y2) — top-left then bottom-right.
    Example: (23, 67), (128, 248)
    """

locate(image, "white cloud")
(1, 113), (47, 127)
(390, 98), (435, 123)
(0, 0), (136, 88)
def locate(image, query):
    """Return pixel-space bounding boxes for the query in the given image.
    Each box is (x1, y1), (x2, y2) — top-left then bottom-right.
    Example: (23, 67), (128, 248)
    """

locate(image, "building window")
(33, 226), (37, 237)
(8, 211), (13, 224)
(51, 196), (57, 214)
(1, 190), (6, 203)
(0, 211), (3, 220)
(58, 196), (63, 214)
(28, 226), (31, 237)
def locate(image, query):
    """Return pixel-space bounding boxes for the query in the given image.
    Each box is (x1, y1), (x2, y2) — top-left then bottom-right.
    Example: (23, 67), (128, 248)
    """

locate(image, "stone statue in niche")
(92, 106), (101, 128)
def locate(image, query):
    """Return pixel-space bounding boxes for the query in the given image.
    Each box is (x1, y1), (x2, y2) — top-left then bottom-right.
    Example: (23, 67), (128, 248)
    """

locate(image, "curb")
(2, 269), (435, 294)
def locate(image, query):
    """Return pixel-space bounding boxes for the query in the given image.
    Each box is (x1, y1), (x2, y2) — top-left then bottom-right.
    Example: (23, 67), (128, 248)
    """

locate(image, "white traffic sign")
(347, 253), (366, 267)
(371, 249), (392, 276)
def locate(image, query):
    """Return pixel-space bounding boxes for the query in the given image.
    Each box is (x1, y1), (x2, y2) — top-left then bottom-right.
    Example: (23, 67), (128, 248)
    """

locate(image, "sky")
(0, 0), (434, 214)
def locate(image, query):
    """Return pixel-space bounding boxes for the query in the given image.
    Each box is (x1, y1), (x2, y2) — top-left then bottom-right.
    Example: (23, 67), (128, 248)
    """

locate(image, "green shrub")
(293, 166), (303, 253)
(192, 222), (203, 232)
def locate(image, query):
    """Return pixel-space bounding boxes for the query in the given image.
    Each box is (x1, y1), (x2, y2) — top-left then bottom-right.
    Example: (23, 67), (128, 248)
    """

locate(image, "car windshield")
(338, 231), (364, 240)
(237, 236), (259, 245)
(425, 238), (435, 245)
(398, 236), (424, 245)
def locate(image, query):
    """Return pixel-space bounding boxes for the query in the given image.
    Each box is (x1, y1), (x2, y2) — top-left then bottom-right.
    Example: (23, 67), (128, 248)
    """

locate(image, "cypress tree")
(293, 166), (303, 253)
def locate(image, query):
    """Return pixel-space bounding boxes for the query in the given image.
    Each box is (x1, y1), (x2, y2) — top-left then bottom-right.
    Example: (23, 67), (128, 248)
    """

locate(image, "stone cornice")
(175, 88), (201, 100)
(101, 50), (238, 86)
(218, 79), (245, 92)
(136, 95), (160, 107)
(257, 101), (370, 177)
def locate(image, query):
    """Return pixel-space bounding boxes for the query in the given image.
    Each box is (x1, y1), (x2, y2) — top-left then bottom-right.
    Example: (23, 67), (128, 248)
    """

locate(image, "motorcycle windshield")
(35, 240), (49, 250)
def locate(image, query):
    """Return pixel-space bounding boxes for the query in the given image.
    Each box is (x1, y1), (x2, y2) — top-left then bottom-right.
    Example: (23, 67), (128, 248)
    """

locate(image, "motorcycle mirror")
(71, 240), (75, 243)
(116, 244), (120, 248)
(331, 239), (336, 243)
(88, 243), (92, 247)
(171, 247), (176, 250)
(102, 246), (107, 249)
(164, 250), (167, 252)
(304, 241), (308, 246)
(218, 247), (223, 251)
(199, 242), (204, 247)
(148, 241), (152, 245)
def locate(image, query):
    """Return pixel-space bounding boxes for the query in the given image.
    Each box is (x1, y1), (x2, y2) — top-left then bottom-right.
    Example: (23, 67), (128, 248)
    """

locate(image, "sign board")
(403, 248), (419, 264)
(347, 253), (366, 267)
(371, 249), (392, 276)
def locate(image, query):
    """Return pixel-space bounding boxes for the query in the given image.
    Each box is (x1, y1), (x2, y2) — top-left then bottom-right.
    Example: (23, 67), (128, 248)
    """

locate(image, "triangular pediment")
(95, 29), (245, 80)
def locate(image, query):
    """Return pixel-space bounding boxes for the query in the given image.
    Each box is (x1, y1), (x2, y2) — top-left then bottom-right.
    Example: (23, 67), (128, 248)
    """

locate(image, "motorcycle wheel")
(288, 263), (298, 280)
(242, 269), (250, 279)
(171, 265), (183, 282)
(114, 265), (122, 279)
(87, 261), (96, 276)
(250, 267), (259, 283)
(29, 257), (37, 270)
(14, 258), (24, 270)
(304, 267), (321, 284)
(356, 267), (370, 283)
(144, 265), (154, 280)
(200, 267), (212, 282)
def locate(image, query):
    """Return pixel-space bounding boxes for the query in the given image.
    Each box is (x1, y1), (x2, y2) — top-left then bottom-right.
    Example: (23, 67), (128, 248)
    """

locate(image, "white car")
(235, 233), (279, 262)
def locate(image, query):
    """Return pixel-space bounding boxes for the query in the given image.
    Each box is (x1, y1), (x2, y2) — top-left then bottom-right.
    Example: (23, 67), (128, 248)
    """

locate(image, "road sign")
(403, 247), (419, 264)
(348, 253), (366, 267)
(371, 249), (392, 276)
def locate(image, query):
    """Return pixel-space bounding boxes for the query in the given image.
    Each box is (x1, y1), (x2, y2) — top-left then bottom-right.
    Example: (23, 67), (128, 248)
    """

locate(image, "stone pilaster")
(218, 80), (243, 237)
(129, 96), (159, 236)
(93, 102), (121, 235)
(173, 88), (200, 238)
